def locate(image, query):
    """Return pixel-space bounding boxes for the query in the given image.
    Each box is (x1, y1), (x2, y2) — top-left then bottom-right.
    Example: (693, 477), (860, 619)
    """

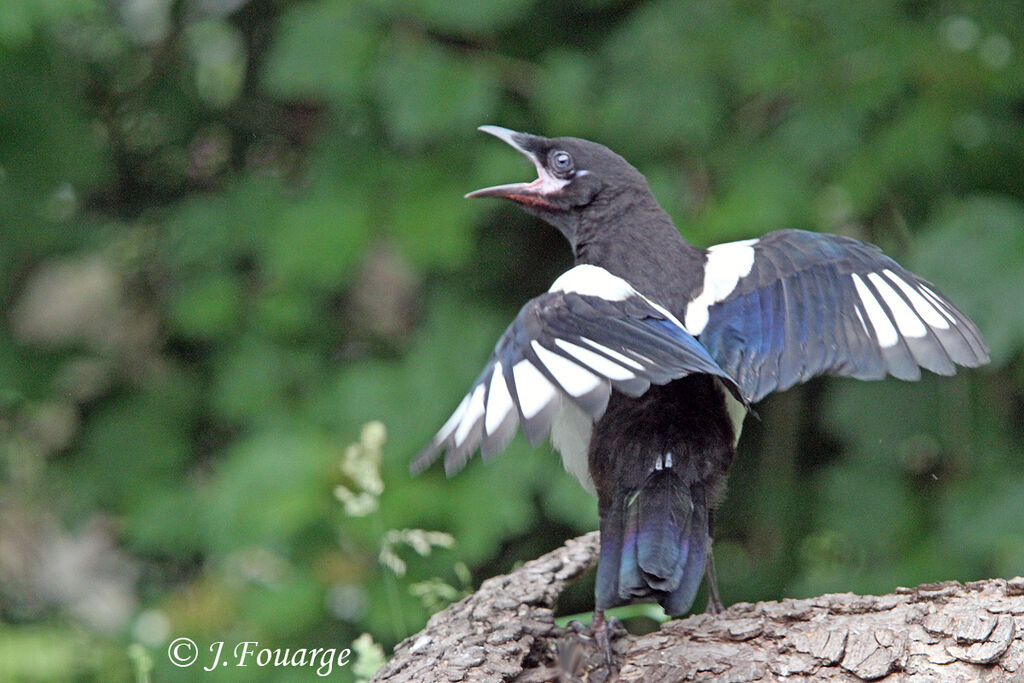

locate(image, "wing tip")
(410, 443), (442, 476)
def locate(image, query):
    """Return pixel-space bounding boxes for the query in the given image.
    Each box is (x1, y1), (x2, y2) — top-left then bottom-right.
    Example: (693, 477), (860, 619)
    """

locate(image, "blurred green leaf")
(209, 336), (321, 423)
(913, 195), (1024, 365)
(386, 157), (477, 269)
(382, 0), (532, 34)
(941, 468), (1024, 579)
(184, 20), (247, 110)
(0, 624), (128, 680)
(599, 3), (725, 151)
(0, 0), (97, 47)
(264, 189), (370, 290)
(374, 37), (499, 148)
(202, 427), (336, 552)
(262, 0), (380, 103)
(168, 273), (245, 340)
(69, 375), (197, 514)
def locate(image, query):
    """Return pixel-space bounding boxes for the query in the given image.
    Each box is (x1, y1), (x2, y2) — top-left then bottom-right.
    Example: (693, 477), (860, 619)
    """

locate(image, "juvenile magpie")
(412, 126), (988, 658)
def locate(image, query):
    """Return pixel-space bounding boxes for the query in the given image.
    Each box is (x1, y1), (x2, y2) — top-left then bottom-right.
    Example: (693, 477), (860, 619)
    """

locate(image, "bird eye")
(549, 150), (575, 178)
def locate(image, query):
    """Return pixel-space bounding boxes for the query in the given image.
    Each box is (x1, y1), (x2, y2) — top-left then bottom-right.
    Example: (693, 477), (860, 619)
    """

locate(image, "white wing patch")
(436, 393), (471, 445)
(685, 239), (759, 335)
(854, 306), (870, 336)
(867, 272), (927, 339)
(551, 264), (691, 331)
(579, 338), (646, 370)
(918, 283), (959, 326)
(484, 363), (514, 435)
(550, 400), (595, 496)
(884, 269), (949, 329)
(512, 359), (557, 419)
(549, 264), (636, 300)
(852, 270), (967, 350)
(531, 341), (602, 397)
(454, 383), (485, 447)
(852, 273), (899, 347)
(554, 339), (636, 380)
(852, 268), (981, 358)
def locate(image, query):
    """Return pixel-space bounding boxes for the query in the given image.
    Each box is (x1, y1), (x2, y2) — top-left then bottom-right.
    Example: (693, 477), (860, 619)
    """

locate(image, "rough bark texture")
(371, 533), (1024, 682)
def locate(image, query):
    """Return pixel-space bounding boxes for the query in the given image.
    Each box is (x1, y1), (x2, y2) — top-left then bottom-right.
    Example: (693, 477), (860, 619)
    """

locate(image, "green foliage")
(1, 1), (1023, 680)
(914, 196), (1024, 364)
(0, 0), (97, 47)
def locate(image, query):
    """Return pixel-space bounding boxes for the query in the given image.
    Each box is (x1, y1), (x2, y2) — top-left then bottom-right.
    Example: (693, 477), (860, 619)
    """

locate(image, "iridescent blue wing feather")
(687, 230), (988, 403)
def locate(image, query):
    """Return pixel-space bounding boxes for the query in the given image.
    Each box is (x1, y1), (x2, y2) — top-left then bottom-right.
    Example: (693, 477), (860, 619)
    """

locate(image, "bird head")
(466, 126), (651, 239)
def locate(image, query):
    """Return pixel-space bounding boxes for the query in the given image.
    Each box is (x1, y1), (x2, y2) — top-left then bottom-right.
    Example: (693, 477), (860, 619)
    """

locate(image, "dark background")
(1, 1), (1022, 680)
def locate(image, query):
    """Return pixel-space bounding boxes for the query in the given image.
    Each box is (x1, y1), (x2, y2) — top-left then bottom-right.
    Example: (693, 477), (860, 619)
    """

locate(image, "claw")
(590, 609), (618, 669)
(566, 610), (623, 670)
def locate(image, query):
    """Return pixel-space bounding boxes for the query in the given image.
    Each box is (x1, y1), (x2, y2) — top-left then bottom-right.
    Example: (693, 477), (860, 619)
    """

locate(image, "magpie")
(412, 126), (989, 659)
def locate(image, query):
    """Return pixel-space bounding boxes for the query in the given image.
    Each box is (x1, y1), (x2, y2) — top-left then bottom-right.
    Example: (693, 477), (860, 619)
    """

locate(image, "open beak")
(465, 126), (564, 209)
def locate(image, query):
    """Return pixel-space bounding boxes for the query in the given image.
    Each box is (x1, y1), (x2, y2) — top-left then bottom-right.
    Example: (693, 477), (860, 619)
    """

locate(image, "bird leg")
(591, 609), (616, 668)
(568, 608), (623, 669)
(704, 545), (725, 614)
(704, 509), (725, 614)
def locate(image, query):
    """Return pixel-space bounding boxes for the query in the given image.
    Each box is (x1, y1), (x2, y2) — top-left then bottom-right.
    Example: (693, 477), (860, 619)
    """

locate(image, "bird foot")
(704, 571), (725, 614)
(705, 592), (725, 615)
(567, 610), (625, 669)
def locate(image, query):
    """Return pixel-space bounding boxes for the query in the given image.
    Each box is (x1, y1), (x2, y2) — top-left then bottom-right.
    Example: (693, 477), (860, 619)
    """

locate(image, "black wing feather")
(413, 287), (743, 476)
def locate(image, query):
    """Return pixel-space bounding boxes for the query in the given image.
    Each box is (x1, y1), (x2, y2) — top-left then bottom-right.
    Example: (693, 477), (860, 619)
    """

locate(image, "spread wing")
(685, 230), (989, 403)
(413, 265), (743, 476)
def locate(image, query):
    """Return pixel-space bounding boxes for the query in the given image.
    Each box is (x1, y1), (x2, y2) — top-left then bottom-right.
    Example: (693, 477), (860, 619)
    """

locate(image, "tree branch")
(372, 533), (1024, 682)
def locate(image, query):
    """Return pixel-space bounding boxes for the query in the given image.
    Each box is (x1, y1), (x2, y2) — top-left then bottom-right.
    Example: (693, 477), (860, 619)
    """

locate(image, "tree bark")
(371, 532), (1024, 682)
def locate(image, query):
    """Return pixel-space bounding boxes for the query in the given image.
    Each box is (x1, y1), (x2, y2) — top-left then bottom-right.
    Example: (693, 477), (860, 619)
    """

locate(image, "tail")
(595, 467), (709, 616)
